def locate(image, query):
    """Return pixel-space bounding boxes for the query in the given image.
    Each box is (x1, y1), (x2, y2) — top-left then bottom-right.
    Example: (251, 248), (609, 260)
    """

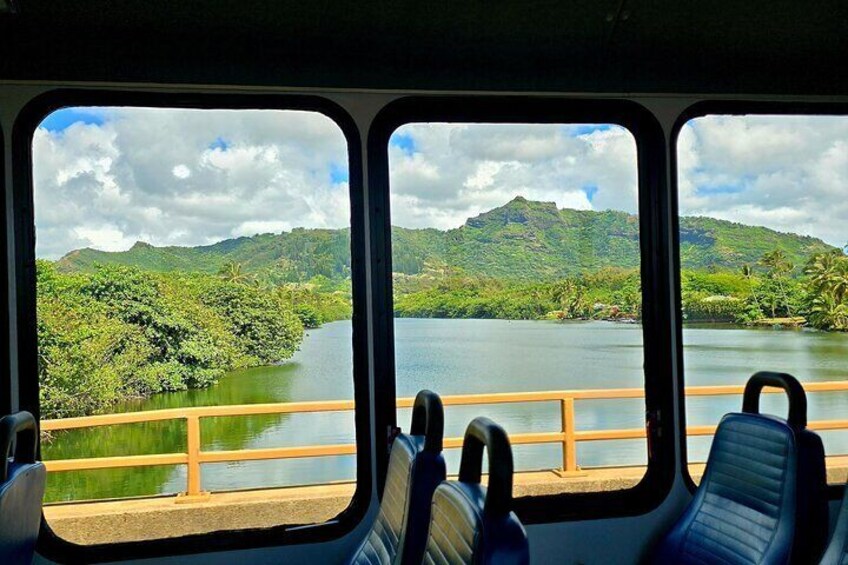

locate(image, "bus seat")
(350, 390), (446, 565)
(422, 416), (529, 565)
(819, 480), (848, 565)
(652, 372), (827, 565)
(0, 411), (45, 565)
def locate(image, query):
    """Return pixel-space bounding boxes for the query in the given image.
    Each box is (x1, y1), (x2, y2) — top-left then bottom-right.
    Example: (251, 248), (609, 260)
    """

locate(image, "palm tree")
(760, 249), (793, 274)
(805, 250), (848, 329)
(807, 250), (848, 303)
(759, 249), (795, 316)
(741, 264), (763, 316)
(809, 293), (848, 331)
(218, 261), (252, 285)
(551, 279), (587, 319)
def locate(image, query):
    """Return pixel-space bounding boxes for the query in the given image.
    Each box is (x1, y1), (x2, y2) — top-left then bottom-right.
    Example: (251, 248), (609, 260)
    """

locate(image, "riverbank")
(749, 316), (807, 328)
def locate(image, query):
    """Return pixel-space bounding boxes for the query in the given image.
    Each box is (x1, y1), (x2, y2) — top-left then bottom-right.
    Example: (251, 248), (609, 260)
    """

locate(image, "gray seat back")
(350, 390), (446, 565)
(423, 417), (529, 565)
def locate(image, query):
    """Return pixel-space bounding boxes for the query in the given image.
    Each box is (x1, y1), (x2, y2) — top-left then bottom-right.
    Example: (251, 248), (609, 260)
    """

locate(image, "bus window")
(32, 105), (361, 545)
(387, 121), (650, 498)
(677, 113), (848, 486)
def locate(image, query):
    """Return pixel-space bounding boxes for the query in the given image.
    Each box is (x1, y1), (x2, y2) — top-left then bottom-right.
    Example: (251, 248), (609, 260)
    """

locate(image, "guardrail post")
(554, 396), (586, 478)
(177, 415), (210, 503)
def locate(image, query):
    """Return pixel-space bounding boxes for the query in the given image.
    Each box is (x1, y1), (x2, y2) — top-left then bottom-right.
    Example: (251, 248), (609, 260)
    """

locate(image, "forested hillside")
(57, 197), (835, 280)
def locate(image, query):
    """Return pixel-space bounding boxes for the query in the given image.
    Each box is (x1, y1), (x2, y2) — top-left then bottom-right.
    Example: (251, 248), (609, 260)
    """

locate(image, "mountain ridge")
(55, 196), (837, 279)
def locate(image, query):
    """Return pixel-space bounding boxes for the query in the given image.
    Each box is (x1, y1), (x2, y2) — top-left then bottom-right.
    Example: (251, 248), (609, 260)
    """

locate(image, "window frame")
(368, 96), (677, 523)
(0, 117), (9, 419)
(671, 100), (848, 500)
(11, 89), (372, 562)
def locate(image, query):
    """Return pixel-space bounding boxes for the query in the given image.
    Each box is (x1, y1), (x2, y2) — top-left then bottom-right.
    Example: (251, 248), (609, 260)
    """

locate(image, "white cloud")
(33, 108), (349, 259)
(72, 225), (138, 252)
(388, 123), (638, 229)
(231, 220), (293, 238)
(172, 165), (191, 179)
(679, 115), (848, 247)
(34, 110), (847, 261)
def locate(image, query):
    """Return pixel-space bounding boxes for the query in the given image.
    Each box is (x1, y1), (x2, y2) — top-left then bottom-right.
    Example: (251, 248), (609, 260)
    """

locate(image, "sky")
(678, 115), (848, 249)
(32, 108), (848, 259)
(388, 123), (637, 230)
(33, 108), (350, 259)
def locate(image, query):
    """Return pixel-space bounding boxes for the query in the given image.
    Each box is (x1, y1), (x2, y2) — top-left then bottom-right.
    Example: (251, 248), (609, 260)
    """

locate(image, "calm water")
(42, 319), (848, 502)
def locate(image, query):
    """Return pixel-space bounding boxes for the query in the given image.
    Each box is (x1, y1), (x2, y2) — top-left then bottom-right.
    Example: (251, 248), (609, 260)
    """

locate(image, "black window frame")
(11, 89), (373, 563)
(368, 96), (677, 523)
(671, 100), (848, 500)
(0, 117), (9, 419)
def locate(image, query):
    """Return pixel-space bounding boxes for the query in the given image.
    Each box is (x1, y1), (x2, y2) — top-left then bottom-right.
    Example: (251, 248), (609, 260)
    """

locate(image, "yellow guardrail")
(40, 381), (848, 498)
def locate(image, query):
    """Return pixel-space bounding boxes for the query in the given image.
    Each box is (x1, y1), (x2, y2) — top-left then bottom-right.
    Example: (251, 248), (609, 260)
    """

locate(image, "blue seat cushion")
(0, 460), (46, 565)
(653, 413), (798, 565)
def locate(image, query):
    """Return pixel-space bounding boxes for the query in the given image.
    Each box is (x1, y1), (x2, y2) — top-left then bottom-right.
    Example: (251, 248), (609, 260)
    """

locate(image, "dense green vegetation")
(394, 249), (848, 331)
(41, 197), (847, 420)
(682, 249), (848, 330)
(394, 266), (641, 321)
(37, 261), (350, 419)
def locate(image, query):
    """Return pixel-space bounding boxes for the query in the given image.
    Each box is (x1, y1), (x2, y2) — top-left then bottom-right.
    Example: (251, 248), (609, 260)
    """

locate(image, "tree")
(198, 280), (304, 364)
(806, 250), (848, 303)
(35, 262), (308, 419)
(218, 261), (253, 285)
(550, 279), (588, 319)
(804, 250), (848, 330)
(739, 264), (764, 320)
(758, 249), (795, 317)
(808, 293), (848, 331)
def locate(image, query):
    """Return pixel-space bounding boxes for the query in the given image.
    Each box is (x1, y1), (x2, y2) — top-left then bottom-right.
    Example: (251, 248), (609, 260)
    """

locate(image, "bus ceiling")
(0, 1), (845, 96)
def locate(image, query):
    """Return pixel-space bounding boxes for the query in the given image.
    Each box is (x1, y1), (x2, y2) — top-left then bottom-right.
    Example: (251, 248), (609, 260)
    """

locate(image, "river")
(42, 319), (848, 502)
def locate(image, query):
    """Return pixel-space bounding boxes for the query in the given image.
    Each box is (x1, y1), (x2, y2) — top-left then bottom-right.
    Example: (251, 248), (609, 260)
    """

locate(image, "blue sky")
(41, 107), (350, 188)
(208, 137), (230, 151)
(695, 183), (745, 196)
(39, 108), (106, 132)
(389, 124), (612, 157)
(566, 124), (612, 136)
(390, 132), (416, 155)
(329, 162), (349, 184)
(678, 115), (848, 247)
(388, 122), (640, 229)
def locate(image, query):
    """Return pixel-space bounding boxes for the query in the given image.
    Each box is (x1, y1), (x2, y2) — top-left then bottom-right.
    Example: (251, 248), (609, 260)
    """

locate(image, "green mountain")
(56, 196), (837, 279)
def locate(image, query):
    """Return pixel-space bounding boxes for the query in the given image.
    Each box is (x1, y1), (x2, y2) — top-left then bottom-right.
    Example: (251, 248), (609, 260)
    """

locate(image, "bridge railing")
(40, 381), (848, 500)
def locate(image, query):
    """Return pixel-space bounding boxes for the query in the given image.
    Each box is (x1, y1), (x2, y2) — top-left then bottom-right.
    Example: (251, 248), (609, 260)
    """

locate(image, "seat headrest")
(458, 417), (513, 517)
(1, 411), (37, 482)
(742, 371), (807, 429)
(410, 390), (444, 453)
